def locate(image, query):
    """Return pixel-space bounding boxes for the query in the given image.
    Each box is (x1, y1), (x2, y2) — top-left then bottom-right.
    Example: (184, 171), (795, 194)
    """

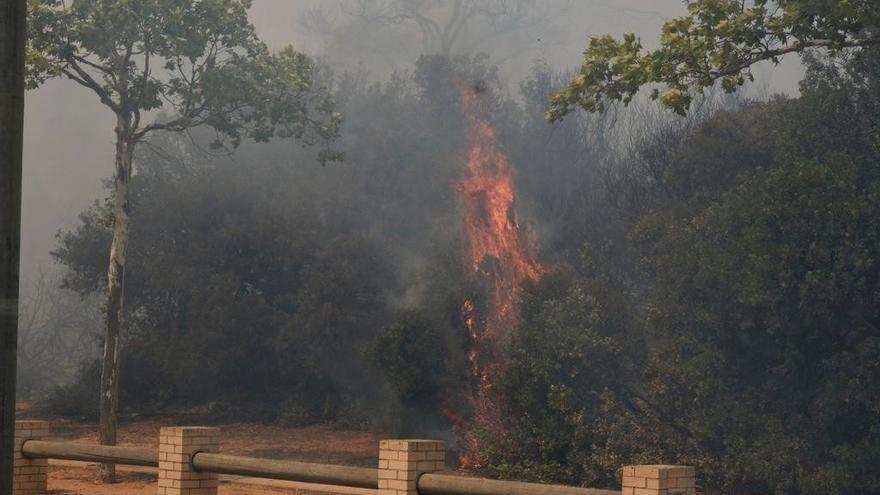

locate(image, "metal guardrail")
(21, 439), (617, 495)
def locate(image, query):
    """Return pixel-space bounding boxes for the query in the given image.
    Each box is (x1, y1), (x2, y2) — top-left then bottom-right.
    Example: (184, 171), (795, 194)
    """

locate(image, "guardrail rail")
(11, 420), (697, 495)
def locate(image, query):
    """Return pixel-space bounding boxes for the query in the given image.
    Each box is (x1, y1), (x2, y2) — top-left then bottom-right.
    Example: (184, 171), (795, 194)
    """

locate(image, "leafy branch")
(547, 0), (880, 119)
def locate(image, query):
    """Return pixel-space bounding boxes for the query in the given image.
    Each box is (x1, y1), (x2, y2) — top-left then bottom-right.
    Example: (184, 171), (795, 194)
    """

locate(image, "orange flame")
(452, 81), (544, 470)
(456, 82), (543, 342)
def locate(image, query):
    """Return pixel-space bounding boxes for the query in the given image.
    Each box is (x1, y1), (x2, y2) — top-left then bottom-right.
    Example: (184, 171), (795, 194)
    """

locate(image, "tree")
(346, 0), (550, 57)
(486, 271), (646, 488)
(52, 151), (400, 423)
(489, 48), (880, 494)
(0, 0), (26, 492)
(371, 309), (448, 433)
(546, 0), (880, 118)
(16, 271), (100, 398)
(295, 0), (560, 73)
(48, 57), (474, 425)
(636, 51), (880, 493)
(26, 0), (340, 481)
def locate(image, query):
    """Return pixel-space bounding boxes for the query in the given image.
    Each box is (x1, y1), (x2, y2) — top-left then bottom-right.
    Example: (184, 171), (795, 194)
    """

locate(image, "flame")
(456, 82), (543, 341)
(451, 81), (544, 470)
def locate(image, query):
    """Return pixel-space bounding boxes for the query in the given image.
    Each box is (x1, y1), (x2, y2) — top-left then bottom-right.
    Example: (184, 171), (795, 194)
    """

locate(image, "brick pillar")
(158, 426), (220, 495)
(622, 465), (696, 495)
(12, 420), (49, 495)
(378, 439), (445, 495)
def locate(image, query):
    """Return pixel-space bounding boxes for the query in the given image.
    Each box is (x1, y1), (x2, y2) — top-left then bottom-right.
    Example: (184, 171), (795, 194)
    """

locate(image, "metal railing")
(20, 439), (618, 495)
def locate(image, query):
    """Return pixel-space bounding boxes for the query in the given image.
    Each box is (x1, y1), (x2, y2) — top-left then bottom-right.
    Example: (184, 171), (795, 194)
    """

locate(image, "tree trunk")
(0, 0), (26, 492)
(98, 118), (133, 483)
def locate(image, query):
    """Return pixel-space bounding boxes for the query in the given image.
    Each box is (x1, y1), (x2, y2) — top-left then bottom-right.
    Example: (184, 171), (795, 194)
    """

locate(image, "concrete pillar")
(622, 465), (696, 495)
(378, 439), (445, 495)
(12, 420), (49, 495)
(158, 426), (220, 495)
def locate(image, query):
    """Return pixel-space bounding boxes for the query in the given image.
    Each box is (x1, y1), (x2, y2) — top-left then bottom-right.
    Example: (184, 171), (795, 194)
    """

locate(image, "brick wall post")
(622, 465), (696, 495)
(378, 439), (445, 495)
(158, 426), (220, 495)
(12, 420), (49, 495)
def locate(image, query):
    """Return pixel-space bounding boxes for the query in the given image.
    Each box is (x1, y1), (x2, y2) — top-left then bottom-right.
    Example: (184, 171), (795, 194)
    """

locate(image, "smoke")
(20, 1), (804, 284)
(19, 0), (805, 402)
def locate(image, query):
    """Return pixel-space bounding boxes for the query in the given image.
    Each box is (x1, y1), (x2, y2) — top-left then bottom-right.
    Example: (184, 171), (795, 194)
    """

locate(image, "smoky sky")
(20, 0), (804, 290)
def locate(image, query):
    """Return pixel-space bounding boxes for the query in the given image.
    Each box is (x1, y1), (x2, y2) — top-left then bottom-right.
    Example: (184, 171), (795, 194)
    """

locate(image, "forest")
(10, 1), (880, 495)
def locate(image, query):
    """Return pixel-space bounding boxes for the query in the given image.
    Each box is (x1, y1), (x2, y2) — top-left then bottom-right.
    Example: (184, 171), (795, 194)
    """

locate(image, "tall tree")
(546, 0), (880, 118)
(0, 0), (26, 492)
(26, 0), (340, 482)
(341, 0), (552, 56)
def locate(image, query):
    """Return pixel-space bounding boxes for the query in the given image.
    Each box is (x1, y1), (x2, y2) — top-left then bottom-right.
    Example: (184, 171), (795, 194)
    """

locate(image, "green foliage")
(372, 309), (446, 404)
(645, 157), (880, 494)
(54, 154), (396, 421)
(48, 56), (503, 424)
(489, 49), (880, 494)
(27, 0), (340, 156)
(44, 32), (880, 492)
(547, 0), (880, 118)
(44, 360), (102, 420)
(484, 271), (646, 488)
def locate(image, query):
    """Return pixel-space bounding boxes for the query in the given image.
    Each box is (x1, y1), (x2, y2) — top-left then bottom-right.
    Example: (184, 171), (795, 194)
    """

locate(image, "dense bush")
(486, 50), (880, 494)
(48, 41), (880, 494)
(50, 57), (470, 424)
(49, 55), (579, 427)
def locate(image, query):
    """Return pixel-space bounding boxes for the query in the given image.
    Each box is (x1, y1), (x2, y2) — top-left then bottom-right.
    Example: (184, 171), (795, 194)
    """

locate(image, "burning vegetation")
(27, 4), (880, 491)
(452, 81), (544, 469)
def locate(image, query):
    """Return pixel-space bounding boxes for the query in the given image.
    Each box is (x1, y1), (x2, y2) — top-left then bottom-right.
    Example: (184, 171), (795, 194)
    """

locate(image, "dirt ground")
(17, 401), (385, 494)
(56, 417), (383, 466)
(46, 466), (304, 495)
(46, 465), (370, 495)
